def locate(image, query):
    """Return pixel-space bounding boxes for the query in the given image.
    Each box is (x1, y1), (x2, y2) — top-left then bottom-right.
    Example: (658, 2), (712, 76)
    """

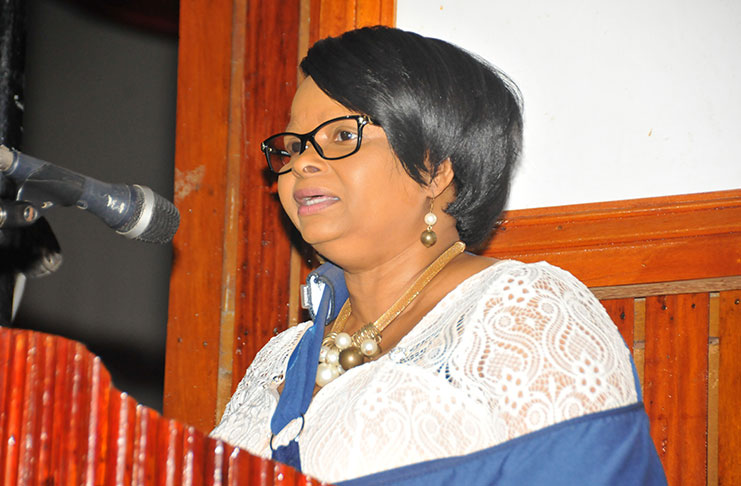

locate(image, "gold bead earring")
(420, 198), (438, 247)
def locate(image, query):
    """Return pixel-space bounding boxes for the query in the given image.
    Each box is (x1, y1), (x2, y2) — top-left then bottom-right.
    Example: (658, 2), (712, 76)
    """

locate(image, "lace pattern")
(211, 261), (638, 483)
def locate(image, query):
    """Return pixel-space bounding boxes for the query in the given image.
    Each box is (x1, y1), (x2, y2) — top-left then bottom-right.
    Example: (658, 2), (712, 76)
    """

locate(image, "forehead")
(287, 77), (354, 131)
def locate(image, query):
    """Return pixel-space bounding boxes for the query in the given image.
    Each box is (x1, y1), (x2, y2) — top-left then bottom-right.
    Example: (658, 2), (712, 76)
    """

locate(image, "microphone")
(0, 145), (180, 243)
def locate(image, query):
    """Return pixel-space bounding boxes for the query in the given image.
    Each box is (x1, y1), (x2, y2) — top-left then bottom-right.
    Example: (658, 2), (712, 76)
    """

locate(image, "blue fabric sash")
(337, 402), (666, 486)
(270, 262), (347, 470)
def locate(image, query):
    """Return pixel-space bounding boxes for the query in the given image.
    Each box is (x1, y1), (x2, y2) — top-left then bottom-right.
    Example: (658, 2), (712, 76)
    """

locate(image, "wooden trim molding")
(483, 189), (741, 288)
(591, 276), (741, 300)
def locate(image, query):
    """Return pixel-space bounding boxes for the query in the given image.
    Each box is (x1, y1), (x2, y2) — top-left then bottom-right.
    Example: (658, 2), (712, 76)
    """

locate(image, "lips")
(293, 188), (340, 216)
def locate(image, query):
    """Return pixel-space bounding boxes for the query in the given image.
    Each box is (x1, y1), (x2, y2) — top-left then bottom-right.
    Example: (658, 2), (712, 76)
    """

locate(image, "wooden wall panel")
(600, 298), (635, 352)
(164, 0), (236, 431)
(309, 0), (396, 43)
(644, 294), (709, 485)
(230, 0), (302, 401)
(718, 291), (741, 486)
(485, 190), (741, 287)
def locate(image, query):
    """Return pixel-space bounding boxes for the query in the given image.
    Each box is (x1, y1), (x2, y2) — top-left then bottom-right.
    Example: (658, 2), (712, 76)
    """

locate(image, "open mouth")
(293, 189), (340, 215)
(300, 195), (340, 206)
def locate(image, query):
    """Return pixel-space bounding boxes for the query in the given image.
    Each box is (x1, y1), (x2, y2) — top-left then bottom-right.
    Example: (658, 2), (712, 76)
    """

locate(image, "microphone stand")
(0, 0), (62, 324)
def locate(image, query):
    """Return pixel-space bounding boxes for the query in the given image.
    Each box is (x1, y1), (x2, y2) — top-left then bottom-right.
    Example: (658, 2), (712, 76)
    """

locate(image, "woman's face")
(277, 77), (429, 265)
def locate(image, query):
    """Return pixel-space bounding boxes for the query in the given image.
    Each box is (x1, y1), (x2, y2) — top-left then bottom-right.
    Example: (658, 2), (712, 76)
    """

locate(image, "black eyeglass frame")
(261, 115), (373, 175)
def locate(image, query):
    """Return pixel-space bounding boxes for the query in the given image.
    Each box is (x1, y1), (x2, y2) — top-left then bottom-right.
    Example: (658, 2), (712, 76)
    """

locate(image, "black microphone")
(0, 145), (179, 243)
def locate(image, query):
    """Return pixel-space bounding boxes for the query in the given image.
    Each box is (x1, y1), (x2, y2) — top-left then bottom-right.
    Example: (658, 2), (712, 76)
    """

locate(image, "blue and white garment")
(211, 260), (667, 485)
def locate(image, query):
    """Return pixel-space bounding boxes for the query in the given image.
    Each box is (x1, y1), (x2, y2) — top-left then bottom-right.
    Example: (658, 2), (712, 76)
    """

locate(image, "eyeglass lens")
(265, 117), (363, 173)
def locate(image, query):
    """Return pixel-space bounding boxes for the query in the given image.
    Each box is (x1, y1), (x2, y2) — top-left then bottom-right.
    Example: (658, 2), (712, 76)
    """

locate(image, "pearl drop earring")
(420, 198), (438, 247)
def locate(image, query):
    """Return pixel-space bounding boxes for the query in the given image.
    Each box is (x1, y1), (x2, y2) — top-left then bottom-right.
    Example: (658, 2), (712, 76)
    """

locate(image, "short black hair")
(301, 26), (523, 247)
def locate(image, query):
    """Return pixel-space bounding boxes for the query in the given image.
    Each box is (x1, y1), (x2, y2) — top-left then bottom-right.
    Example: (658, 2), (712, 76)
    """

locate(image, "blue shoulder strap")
(334, 346), (665, 485)
(270, 262), (347, 470)
(336, 402), (667, 486)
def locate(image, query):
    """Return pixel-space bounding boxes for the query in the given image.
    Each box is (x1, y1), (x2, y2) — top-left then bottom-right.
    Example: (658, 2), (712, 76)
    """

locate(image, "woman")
(212, 26), (665, 485)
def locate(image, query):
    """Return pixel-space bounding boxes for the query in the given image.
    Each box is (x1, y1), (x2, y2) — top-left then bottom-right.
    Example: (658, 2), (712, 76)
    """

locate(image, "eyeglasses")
(261, 115), (372, 175)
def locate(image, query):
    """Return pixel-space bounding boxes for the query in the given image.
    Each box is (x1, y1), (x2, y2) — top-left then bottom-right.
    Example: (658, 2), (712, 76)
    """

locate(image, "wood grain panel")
(1, 331), (24, 486)
(356, 0), (396, 27)
(0, 327), (329, 485)
(231, 0), (301, 397)
(37, 335), (56, 484)
(0, 329), (9, 483)
(310, 0), (396, 43)
(315, 0), (356, 40)
(644, 293), (709, 485)
(164, 0), (235, 431)
(485, 190), (741, 287)
(718, 291), (741, 486)
(600, 298), (635, 352)
(633, 299), (646, 392)
(708, 294), (719, 486)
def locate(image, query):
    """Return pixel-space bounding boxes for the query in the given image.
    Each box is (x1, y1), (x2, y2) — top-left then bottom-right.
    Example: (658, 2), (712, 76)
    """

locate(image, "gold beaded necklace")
(316, 241), (466, 387)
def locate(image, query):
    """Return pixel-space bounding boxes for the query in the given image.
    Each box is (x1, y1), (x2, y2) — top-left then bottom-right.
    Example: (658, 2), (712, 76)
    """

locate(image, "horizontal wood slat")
(592, 276), (741, 300)
(484, 190), (741, 287)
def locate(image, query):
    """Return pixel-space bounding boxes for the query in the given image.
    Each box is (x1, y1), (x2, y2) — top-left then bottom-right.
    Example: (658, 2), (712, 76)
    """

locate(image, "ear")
(427, 158), (455, 198)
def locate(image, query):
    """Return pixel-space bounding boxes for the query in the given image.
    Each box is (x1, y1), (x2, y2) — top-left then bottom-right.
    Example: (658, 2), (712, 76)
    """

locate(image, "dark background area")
(13, 0), (178, 411)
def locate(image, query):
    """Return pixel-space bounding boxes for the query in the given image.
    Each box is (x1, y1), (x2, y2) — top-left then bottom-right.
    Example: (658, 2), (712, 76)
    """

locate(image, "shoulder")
(471, 259), (604, 313)
(468, 259), (623, 348)
(456, 260), (639, 434)
(213, 320), (313, 437)
(228, 321), (313, 396)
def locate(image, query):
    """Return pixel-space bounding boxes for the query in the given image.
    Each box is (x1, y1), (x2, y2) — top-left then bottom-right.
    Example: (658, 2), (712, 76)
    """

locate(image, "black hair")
(300, 26), (523, 247)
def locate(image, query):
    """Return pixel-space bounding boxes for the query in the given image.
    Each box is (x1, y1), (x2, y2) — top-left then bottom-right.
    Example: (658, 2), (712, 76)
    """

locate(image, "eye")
(335, 129), (358, 143)
(283, 137), (303, 156)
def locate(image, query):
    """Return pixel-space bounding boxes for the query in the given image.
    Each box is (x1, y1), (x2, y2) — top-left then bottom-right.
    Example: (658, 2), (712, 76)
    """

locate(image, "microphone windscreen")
(117, 185), (180, 244)
(137, 190), (180, 244)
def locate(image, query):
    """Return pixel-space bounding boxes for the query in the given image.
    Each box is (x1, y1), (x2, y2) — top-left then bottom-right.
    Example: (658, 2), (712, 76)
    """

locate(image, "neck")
(340, 234), (461, 326)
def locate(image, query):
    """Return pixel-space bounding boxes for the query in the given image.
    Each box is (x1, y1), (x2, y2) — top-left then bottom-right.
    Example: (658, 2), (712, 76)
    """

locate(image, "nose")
(291, 140), (327, 175)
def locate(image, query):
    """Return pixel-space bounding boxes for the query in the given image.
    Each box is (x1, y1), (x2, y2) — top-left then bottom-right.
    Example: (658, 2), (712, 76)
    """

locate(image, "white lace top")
(211, 260), (638, 483)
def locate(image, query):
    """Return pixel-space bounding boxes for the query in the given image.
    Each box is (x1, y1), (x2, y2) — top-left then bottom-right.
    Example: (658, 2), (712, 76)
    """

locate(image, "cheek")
(350, 160), (425, 224)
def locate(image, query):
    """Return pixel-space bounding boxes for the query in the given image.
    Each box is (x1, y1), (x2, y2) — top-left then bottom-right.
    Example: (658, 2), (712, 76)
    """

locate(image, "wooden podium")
(0, 326), (328, 486)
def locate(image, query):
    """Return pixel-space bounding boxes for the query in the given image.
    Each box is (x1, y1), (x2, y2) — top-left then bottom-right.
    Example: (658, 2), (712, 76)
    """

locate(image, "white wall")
(397, 0), (741, 210)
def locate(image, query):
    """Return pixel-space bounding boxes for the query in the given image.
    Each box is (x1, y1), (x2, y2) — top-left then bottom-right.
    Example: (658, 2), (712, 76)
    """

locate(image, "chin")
(303, 234), (357, 264)
(295, 215), (350, 245)
(297, 227), (340, 249)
